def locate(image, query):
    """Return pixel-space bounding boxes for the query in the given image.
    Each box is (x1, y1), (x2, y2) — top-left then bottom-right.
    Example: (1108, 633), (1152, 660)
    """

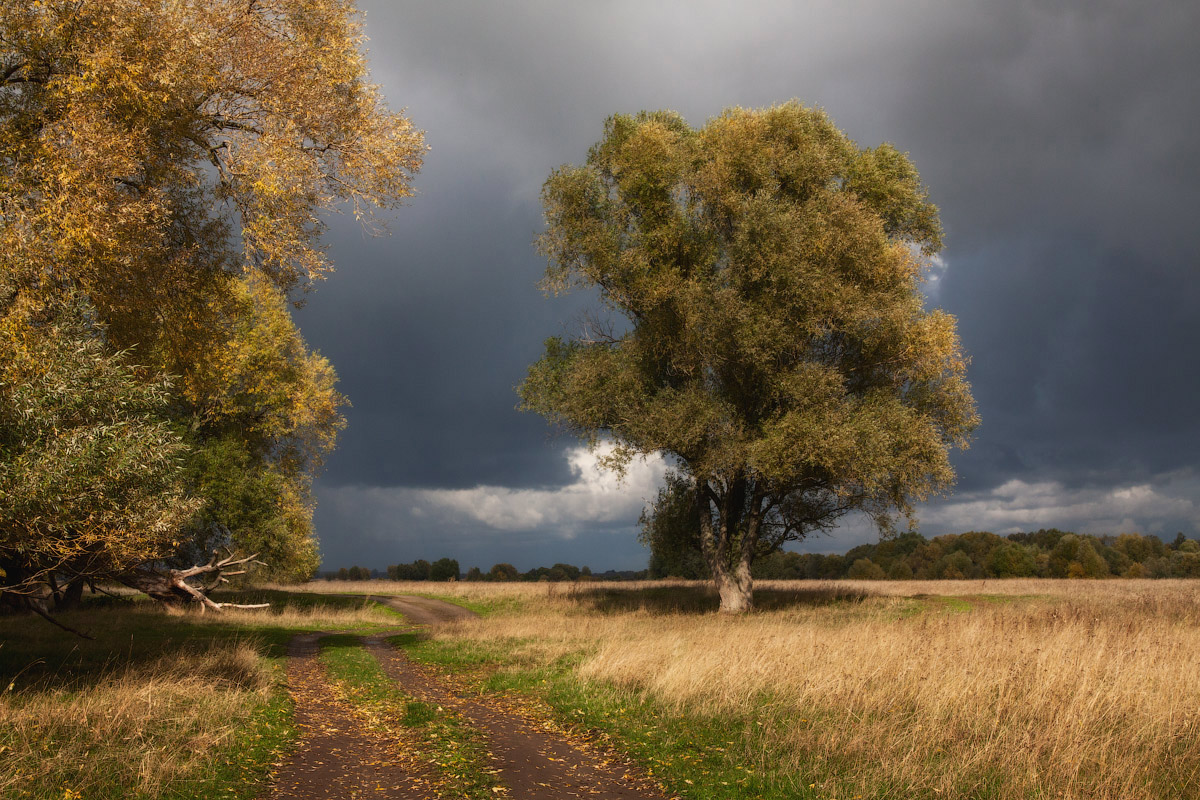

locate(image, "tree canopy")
(0, 287), (199, 599)
(0, 0), (423, 605)
(520, 103), (977, 612)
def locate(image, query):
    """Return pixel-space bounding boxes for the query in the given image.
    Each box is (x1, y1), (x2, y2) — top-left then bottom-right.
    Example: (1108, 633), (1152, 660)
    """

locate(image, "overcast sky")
(295, 0), (1200, 571)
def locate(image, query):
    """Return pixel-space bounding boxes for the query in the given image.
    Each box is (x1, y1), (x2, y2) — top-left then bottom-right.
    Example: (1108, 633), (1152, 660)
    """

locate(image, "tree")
(988, 541), (1037, 578)
(938, 550), (974, 579)
(1, 0), (423, 304)
(1170, 539), (1200, 578)
(0, 290), (199, 604)
(488, 563), (519, 582)
(171, 276), (343, 582)
(1, 0), (423, 605)
(430, 557), (460, 582)
(389, 559), (433, 581)
(520, 103), (977, 611)
(847, 558), (886, 580)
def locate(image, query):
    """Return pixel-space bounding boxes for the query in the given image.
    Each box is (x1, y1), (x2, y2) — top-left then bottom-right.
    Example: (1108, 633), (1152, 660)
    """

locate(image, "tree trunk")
(715, 558), (754, 613)
(696, 479), (755, 613)
(118, 568), (198, 605)
(54, 577), (85, 611)
(117, 552), (269, 612)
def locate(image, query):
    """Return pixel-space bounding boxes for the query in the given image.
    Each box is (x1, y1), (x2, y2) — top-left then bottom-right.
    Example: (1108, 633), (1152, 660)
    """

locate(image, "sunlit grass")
(0, 593), (403, 799)
(395, 579), (1200, 800)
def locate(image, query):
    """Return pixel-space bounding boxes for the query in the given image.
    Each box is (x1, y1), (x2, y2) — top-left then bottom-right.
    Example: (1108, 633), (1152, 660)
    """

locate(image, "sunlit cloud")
(919, 471), (1200, 537)
(322, 444), (669, 544)
(406, 444), (668, 535)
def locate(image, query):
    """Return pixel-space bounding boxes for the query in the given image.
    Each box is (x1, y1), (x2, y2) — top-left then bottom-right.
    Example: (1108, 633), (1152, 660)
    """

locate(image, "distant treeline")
(321, 530), (1200, 583)
(748, 530), (1200, 581)
(318, 560), (648, 582)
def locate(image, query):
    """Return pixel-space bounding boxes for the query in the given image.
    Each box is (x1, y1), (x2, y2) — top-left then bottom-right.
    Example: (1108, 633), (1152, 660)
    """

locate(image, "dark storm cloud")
(295, 1), (1200, 567)
(296, 174), (585, 490)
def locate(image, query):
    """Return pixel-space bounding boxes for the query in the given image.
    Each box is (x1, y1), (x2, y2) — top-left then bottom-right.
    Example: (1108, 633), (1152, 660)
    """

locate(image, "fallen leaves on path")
(262, 633), (436, 800)
(265, 596), (672, 800)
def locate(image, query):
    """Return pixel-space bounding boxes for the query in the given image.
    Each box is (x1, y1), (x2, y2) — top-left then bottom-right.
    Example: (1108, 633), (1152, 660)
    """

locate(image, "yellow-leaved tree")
(0, 0), (423, 609)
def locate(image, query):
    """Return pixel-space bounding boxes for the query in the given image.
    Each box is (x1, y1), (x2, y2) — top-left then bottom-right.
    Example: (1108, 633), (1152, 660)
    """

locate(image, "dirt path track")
(365, 636), (664, 799)
(368, 594), (478, 626)
(265, 633), (434, 799)
(264, 595), (667, 800)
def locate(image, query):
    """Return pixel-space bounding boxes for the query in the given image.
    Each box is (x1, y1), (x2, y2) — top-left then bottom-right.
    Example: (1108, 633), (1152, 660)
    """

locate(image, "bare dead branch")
(117, 551), (270, 612)
(28, 601), (95, 640)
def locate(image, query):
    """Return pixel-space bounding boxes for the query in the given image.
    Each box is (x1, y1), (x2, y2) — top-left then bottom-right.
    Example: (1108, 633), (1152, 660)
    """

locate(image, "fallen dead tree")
(117, 550), (271, 613)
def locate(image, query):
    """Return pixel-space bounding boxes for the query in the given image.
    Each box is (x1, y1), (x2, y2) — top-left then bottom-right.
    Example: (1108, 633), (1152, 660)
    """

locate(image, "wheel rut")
(364, 636), (666, 800)
(264, 632), (435, 799)
(264, 595), (668, 800)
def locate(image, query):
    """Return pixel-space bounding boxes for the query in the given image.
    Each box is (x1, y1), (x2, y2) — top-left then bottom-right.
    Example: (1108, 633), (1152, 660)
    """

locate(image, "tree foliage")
(0, 0), (423, 604)
(0, 289), (199, 597)
(752, 529), (1199, 581)
(177, 276), (344, 580)
(521, 103), (977, 611)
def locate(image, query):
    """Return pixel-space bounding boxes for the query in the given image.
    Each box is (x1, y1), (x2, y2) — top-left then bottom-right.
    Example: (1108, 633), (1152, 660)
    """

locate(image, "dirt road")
(263, 595), (667, 800)
(368, 594), (478, 626)
(266, 632), (436, 799)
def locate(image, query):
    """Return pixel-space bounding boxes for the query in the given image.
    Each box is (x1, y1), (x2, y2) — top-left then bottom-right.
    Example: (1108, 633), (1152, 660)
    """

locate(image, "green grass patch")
(401, 699), (437, 727)
(318, 634), (499, 799)
(399, 636), (839, 800)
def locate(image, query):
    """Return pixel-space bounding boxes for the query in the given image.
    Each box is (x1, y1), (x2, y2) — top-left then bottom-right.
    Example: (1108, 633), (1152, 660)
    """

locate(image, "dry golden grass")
(219, 599), (402, 629)
(0, 642), (269, 797)
(0, 594), (399, 798)
(321, 578), (1200, 799)
(272, 577), (573, 602)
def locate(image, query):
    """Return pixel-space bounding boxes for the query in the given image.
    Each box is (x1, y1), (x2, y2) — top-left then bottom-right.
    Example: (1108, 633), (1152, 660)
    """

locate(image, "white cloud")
(919, 471), (1200, 536)
(411, 444), (668, 535)
(795, 470), (1200, 555)
(325, 444), (670, 542)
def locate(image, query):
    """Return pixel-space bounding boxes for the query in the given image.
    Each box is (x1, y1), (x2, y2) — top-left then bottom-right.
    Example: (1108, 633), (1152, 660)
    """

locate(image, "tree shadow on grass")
(564, 583), (872, 615)
(0, 589), (374, 692)
(0, 605), (274, 692)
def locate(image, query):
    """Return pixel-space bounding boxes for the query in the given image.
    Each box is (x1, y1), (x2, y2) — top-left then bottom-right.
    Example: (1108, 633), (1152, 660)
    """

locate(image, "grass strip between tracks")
(317, 633), (500, 800)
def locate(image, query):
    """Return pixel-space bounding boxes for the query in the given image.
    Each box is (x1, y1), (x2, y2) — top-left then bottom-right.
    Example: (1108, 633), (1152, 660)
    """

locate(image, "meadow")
(301, 578), (1200, 799)
(0, 592), (403, 799)
(2, 579), (1198, 799)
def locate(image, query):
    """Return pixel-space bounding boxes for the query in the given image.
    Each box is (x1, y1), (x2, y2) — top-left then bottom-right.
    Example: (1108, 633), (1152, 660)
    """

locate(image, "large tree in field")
(520, 103), (977, 612)
(0, 0), (423, 606)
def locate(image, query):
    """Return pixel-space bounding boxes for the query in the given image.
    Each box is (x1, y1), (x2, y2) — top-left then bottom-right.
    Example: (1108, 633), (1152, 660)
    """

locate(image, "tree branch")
(1, 60), (28, 84)
(118, 551), (270, 612)
(28, 601), (94, 640)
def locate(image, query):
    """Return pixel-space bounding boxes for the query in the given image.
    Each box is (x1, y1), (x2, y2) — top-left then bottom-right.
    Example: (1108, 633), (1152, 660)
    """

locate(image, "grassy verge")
(395, 581), (1200, 800)
(0, 592), (403, 799)
(318, 633), (499, 799)
(400, 635), (823, 800)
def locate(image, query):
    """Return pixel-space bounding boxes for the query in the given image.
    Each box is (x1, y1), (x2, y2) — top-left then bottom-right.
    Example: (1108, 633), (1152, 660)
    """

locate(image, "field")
(0, 592), (404, 799)
(3, 580), (1199, 799)
(298, 578), (1200, 799)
